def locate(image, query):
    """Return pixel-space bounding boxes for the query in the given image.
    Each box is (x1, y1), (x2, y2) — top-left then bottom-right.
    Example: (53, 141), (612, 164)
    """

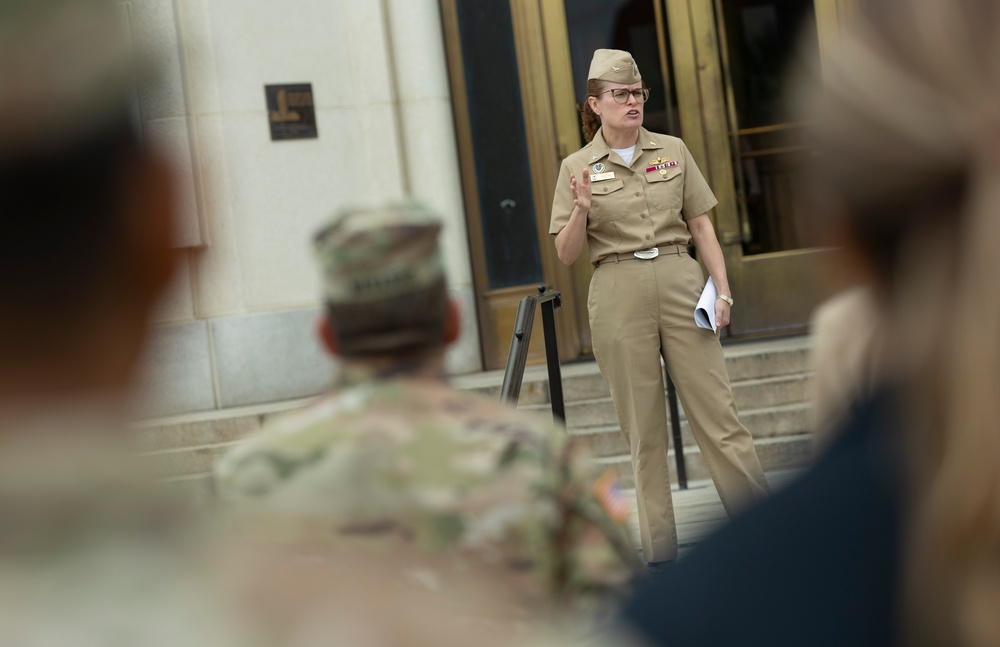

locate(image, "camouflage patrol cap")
(313, 202), (445, 304)
(588, 49), (641, 84)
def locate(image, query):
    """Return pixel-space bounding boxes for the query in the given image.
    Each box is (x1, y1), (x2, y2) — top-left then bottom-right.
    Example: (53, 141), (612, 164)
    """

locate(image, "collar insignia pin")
(612, 66), (620, 72)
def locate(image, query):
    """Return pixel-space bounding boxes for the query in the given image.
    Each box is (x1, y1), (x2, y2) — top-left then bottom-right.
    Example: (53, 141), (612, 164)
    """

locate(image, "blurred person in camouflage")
(214, 202), (642, 623)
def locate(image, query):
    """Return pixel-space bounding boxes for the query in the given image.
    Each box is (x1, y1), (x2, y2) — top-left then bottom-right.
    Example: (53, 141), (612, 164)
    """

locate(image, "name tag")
(590, 171), (615, 182)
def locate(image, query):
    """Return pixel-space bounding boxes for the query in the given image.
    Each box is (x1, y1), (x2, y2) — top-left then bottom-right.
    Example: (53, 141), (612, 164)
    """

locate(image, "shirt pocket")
(589, 178), (627, 223)
(645, 166), (684, 211)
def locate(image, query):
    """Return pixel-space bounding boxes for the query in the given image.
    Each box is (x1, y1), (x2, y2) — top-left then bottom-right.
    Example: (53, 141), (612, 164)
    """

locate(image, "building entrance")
(443, 0), (858, 367)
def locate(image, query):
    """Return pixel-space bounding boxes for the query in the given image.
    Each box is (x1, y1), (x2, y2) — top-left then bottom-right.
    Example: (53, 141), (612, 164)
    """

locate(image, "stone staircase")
(454, 335), (815, 487)
(135, 335), (815, 505)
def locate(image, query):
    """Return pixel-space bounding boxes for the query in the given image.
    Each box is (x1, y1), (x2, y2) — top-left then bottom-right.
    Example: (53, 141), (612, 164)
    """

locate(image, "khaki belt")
(596, 244), (689, 266)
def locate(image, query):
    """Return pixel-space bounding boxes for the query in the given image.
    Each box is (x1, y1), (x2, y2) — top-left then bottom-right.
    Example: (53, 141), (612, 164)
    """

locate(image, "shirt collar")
(588, 127), (661, 164)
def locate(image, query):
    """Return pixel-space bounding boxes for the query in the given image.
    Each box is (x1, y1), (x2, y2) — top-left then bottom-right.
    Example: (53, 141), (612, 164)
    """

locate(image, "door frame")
(440, 0), (582, 370)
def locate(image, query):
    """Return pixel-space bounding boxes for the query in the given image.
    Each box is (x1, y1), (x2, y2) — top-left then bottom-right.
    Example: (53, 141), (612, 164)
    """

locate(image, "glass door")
(709, 0), (835, 336)
(718, 0), (816, 256)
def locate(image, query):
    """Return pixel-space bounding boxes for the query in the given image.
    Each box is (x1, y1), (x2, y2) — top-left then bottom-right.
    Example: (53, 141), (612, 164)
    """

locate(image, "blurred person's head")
(805, 1), (1000, 644)
(311, 202), (459, 366)
(0, 0), (176, 400)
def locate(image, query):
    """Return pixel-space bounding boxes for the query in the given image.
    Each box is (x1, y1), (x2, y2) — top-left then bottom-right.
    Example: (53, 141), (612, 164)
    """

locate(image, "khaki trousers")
(588, 250), (770, 563)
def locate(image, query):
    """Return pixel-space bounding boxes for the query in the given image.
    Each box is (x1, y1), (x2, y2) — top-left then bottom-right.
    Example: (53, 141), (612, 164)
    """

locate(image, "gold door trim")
(509, 0), (581, 362)
(683, 0), (742, 253)
(440, 0), (497, 366)
(440, 0), (582, 369)
(537, 0), (594, 354)
(663, 0), (711, 172)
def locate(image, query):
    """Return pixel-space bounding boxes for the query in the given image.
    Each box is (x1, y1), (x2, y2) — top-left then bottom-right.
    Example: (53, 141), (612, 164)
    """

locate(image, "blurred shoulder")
(212, 379), (570, 496)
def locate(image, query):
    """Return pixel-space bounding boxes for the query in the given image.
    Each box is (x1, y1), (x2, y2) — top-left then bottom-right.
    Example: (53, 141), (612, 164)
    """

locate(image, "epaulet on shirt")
(651, 133), (683, 147)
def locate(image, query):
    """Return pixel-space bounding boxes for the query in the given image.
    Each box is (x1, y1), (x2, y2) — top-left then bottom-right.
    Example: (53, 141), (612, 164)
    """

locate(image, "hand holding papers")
(695, 277), (719, 333)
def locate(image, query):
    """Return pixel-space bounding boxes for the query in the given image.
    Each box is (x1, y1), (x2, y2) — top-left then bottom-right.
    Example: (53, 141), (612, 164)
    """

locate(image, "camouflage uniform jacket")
(214, 365), (641, 612)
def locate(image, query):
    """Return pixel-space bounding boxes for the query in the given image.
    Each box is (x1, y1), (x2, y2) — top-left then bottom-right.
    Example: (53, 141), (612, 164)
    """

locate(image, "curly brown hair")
(577, 80), (605, 143)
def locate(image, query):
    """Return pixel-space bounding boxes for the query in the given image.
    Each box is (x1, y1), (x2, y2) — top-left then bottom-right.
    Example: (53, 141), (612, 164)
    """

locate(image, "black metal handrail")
(500, 285), (564, 423)
(665, 369), (687, 490)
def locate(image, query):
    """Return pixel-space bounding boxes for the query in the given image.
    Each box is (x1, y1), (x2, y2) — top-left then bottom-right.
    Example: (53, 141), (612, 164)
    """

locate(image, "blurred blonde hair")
(813, 2), (1000, 645)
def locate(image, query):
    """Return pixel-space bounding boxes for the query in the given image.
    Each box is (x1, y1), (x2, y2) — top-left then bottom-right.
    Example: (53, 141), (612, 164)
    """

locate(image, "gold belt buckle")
(633, 247), (659, 260)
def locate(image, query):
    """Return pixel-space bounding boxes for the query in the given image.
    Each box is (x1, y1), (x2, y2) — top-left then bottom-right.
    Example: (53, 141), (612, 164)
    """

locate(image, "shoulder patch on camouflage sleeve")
(593, 470), (630, 523)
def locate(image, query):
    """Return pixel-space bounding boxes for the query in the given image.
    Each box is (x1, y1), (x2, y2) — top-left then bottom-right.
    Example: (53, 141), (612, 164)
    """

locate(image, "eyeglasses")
(597, 88), (650, 104)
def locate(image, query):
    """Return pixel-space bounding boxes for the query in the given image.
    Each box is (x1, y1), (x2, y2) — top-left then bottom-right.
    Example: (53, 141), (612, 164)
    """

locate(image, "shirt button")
(645, 234), (651, 240)
(603, 187), (608, 193)
(640, 214), (646, 219)
(634, 192), (640, 197)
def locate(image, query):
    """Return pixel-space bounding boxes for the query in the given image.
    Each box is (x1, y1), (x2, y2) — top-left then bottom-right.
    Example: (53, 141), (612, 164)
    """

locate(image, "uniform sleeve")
(546, 431), (643, 606)
(680, 140), (719, 221)
(549, 157), (577, 236)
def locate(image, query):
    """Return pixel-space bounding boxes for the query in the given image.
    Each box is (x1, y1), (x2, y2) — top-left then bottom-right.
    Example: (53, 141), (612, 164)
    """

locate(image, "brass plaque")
(265, 83), (317, 140)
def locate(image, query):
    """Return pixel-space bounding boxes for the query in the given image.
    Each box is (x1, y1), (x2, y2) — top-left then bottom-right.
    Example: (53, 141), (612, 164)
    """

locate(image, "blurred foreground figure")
(617, 1), (1000, 646)
(215, 202), (641, 625)
(808, 285), (883, 443)
(0, 1), (257, 644)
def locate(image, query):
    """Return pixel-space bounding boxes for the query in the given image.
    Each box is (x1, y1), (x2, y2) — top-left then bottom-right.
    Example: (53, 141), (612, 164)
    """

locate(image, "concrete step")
(569, 402), (811, 459)
(523, 373), (812, 431)
(721, 337), (812, 382)
(140, 441), (238, 479)
(455, 335), (813, 408)
(591, 433), (813, 489)
(133, 398), (315, 452)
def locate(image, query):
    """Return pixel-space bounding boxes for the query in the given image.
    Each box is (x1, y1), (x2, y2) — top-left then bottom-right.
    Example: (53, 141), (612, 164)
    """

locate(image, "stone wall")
(126, 0), (481, 419)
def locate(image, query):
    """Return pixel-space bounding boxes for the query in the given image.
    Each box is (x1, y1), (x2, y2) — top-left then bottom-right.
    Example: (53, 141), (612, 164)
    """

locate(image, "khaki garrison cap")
(588, 49), (641, 84)
(313, 202), (445, 304)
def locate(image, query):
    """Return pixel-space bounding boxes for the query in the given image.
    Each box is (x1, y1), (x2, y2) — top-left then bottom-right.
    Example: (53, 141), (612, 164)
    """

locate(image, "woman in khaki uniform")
(549, 49), (769, 570)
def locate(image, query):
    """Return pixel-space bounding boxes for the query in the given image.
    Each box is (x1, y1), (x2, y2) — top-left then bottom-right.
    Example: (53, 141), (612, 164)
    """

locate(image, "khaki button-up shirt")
(549, 127), (718, 266)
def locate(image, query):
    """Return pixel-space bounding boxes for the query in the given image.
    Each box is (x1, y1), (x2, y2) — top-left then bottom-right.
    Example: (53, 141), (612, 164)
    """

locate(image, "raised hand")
(570, 167), (592, 212)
